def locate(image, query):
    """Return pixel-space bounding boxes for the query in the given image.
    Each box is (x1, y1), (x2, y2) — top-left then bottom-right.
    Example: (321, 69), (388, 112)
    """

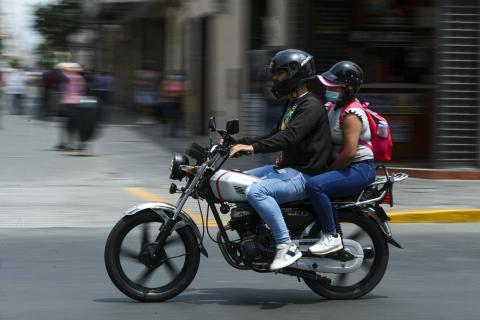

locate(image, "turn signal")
(179, 165), (198, 175)
(187, 166), (197, 175)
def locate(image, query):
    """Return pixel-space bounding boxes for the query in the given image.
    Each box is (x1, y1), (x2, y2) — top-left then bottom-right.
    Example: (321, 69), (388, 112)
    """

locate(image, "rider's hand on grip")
(232, 150), (252, 158)
(229, 144), (254, 158)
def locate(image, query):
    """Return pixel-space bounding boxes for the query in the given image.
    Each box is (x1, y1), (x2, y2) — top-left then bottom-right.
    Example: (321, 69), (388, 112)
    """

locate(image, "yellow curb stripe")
(387, 209), (480, 223)
(124, 187), (218, 227)
(125, 187), (164, 202)
(125, 188), (480, 224)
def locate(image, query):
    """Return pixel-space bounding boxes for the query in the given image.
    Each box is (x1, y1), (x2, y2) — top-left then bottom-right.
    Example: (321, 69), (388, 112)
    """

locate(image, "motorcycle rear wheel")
(104, 211), (200, 302)
(303, 210), (389, 299)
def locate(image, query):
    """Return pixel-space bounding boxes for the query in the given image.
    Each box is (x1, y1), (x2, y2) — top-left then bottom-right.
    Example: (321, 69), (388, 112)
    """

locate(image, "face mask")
(325, 90), (340, 102)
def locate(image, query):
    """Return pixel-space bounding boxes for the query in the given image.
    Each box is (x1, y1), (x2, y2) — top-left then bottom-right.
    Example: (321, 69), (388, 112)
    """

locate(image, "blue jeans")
(246, 165), (310, 244)
(305, 160), (376, 234)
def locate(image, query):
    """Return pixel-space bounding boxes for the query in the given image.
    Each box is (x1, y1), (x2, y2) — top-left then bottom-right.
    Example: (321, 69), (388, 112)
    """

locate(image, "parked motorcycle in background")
(104, 117), (408, 302)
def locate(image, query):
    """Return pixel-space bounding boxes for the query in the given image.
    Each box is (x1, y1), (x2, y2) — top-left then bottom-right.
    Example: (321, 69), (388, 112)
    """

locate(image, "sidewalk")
(133, 120), (480, 179)
(1, 109), (477, 228)
(130, 121), (480, 223)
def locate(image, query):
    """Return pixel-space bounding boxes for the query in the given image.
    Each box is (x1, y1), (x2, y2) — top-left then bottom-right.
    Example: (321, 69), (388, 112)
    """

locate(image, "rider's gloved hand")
(229, 144), (254, 158)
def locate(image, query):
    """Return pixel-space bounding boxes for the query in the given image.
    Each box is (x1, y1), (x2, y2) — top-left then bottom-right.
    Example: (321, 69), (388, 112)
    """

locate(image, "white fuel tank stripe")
(215, 171), (230, 202)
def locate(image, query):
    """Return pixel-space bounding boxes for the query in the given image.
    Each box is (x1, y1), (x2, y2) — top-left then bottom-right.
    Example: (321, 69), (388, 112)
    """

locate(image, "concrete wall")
(163, 7), (184, 73)
(210, 0), (247, 125)
(182, 0), (248, 133)
(89, 0), (290, 131)
(265, 0), (288, 47)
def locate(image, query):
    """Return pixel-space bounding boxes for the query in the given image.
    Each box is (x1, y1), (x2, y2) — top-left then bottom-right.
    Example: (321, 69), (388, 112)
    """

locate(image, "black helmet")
(269, 49), (316, 99)
(319, 61), (363, 101)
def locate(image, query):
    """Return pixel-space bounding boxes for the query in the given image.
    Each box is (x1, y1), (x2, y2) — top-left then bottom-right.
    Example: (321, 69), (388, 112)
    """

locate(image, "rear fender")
(125, 202), (208, 257)
(360, 206), (403, 249)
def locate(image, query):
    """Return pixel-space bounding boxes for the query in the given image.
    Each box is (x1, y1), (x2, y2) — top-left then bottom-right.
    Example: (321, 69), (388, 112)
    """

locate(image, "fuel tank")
(209, 169), (259, 202)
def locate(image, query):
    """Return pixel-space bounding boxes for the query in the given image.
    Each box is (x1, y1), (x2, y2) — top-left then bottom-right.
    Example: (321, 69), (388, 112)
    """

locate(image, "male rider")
(229, 49), (332, 271)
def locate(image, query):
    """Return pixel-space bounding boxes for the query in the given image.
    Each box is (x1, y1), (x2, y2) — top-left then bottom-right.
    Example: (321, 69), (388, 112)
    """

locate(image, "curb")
(385, 167), (480, 180)
(387, 209), (480, 223)
(125, 185), (480, 224)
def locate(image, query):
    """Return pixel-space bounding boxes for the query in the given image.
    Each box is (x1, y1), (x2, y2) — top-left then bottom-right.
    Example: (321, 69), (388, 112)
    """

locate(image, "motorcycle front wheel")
(303, 210), (389, 299)
(104, 211), (200, 302)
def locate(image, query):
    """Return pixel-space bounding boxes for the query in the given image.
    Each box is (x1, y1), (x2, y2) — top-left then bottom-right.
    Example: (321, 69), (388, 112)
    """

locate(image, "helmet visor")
(317, 74), (343, 87)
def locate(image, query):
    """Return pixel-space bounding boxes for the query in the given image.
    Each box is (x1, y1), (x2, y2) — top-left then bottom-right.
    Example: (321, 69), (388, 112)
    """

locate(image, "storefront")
(290, 0), (436, 161)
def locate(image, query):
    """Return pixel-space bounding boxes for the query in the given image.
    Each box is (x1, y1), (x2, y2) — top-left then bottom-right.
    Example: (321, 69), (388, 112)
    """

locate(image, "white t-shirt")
(328, 103), (374, 162)
(5, 70), (26, 95)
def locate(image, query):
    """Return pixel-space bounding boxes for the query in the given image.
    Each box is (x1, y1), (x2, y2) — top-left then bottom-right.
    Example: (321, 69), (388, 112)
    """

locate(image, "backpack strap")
(338, 100), (373, 151)
(325, 101), (335, 112)
(339, 99), (365, 128)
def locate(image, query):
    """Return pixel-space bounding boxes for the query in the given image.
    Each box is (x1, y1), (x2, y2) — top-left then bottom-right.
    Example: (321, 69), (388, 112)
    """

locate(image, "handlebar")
(230, 149), (252, 158)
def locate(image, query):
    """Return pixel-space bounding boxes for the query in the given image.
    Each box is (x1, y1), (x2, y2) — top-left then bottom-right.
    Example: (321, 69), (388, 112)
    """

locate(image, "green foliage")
(33, 0), (82, 52)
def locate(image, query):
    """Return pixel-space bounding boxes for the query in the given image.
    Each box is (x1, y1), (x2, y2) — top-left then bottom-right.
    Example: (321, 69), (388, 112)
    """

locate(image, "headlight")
(169, 153), (190, 180)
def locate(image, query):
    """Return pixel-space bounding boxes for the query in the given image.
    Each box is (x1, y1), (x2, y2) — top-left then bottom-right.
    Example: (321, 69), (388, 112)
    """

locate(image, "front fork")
(152, 164), (208, 255)
(152, 192), (190, 256)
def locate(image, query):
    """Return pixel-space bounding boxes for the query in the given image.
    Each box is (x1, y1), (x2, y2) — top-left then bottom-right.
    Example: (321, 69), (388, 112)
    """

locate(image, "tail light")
(383, 189), (393, 207)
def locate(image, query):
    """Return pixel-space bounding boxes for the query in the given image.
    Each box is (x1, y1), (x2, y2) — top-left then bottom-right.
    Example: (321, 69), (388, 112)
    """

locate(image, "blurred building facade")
(292, 0), (480, 168)
(74, 0), (479, 168)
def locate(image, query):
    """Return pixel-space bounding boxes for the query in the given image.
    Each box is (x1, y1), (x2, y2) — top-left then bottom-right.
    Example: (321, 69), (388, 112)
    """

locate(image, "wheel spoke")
(120, 247), (140, 262)
(163, 257), (180, 280)
(141, 223), (151, 247)
(135, 267), (156, 286)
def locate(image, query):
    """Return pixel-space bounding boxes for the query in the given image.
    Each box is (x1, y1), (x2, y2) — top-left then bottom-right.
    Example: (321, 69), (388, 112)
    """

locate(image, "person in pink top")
(55, 63), (86, 150)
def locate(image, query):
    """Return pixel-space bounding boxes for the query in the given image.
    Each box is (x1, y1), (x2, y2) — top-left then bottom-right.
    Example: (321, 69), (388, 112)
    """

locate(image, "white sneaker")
(270, 242), (302, 271)
(309, 233), (343, 255)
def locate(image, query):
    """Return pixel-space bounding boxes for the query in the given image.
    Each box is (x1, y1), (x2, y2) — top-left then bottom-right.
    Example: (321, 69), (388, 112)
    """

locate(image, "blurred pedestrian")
(93, 71), (114, 122)
(4, 61), (27, 115)
(40, 65), (60, 119)
(0, 69), (4, 127)
(134, 67), (160, 124)
(55, 62), (87, 151)
(158, 73), (185, 137)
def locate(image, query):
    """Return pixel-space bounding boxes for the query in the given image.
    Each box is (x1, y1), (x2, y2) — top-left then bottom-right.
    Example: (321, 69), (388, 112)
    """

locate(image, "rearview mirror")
(226, 119), (239, 135)
(208, 117), (216, 132)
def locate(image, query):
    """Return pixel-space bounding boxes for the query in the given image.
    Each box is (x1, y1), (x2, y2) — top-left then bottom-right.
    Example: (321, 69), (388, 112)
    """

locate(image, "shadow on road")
(95, 288), (387, 310)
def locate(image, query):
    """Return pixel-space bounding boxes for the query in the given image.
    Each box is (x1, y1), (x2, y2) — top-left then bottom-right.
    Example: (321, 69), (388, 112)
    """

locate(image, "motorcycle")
(104, 118), (408, 302)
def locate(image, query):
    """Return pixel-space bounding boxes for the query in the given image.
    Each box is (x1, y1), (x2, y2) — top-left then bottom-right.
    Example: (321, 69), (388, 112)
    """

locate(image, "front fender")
(125, 202), (208, 257)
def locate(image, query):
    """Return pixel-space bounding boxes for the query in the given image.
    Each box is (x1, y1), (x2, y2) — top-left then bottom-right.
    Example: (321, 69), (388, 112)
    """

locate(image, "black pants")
(58, 104), (77, 147)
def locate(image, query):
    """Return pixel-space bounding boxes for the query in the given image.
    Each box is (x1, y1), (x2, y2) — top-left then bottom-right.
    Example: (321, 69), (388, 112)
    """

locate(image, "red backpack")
(327, 100), (393, 162)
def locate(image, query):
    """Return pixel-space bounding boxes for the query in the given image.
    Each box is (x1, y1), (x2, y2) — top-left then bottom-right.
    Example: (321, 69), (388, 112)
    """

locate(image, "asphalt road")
(0, 224), (479, 320)
(0, 113), (479, 320)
